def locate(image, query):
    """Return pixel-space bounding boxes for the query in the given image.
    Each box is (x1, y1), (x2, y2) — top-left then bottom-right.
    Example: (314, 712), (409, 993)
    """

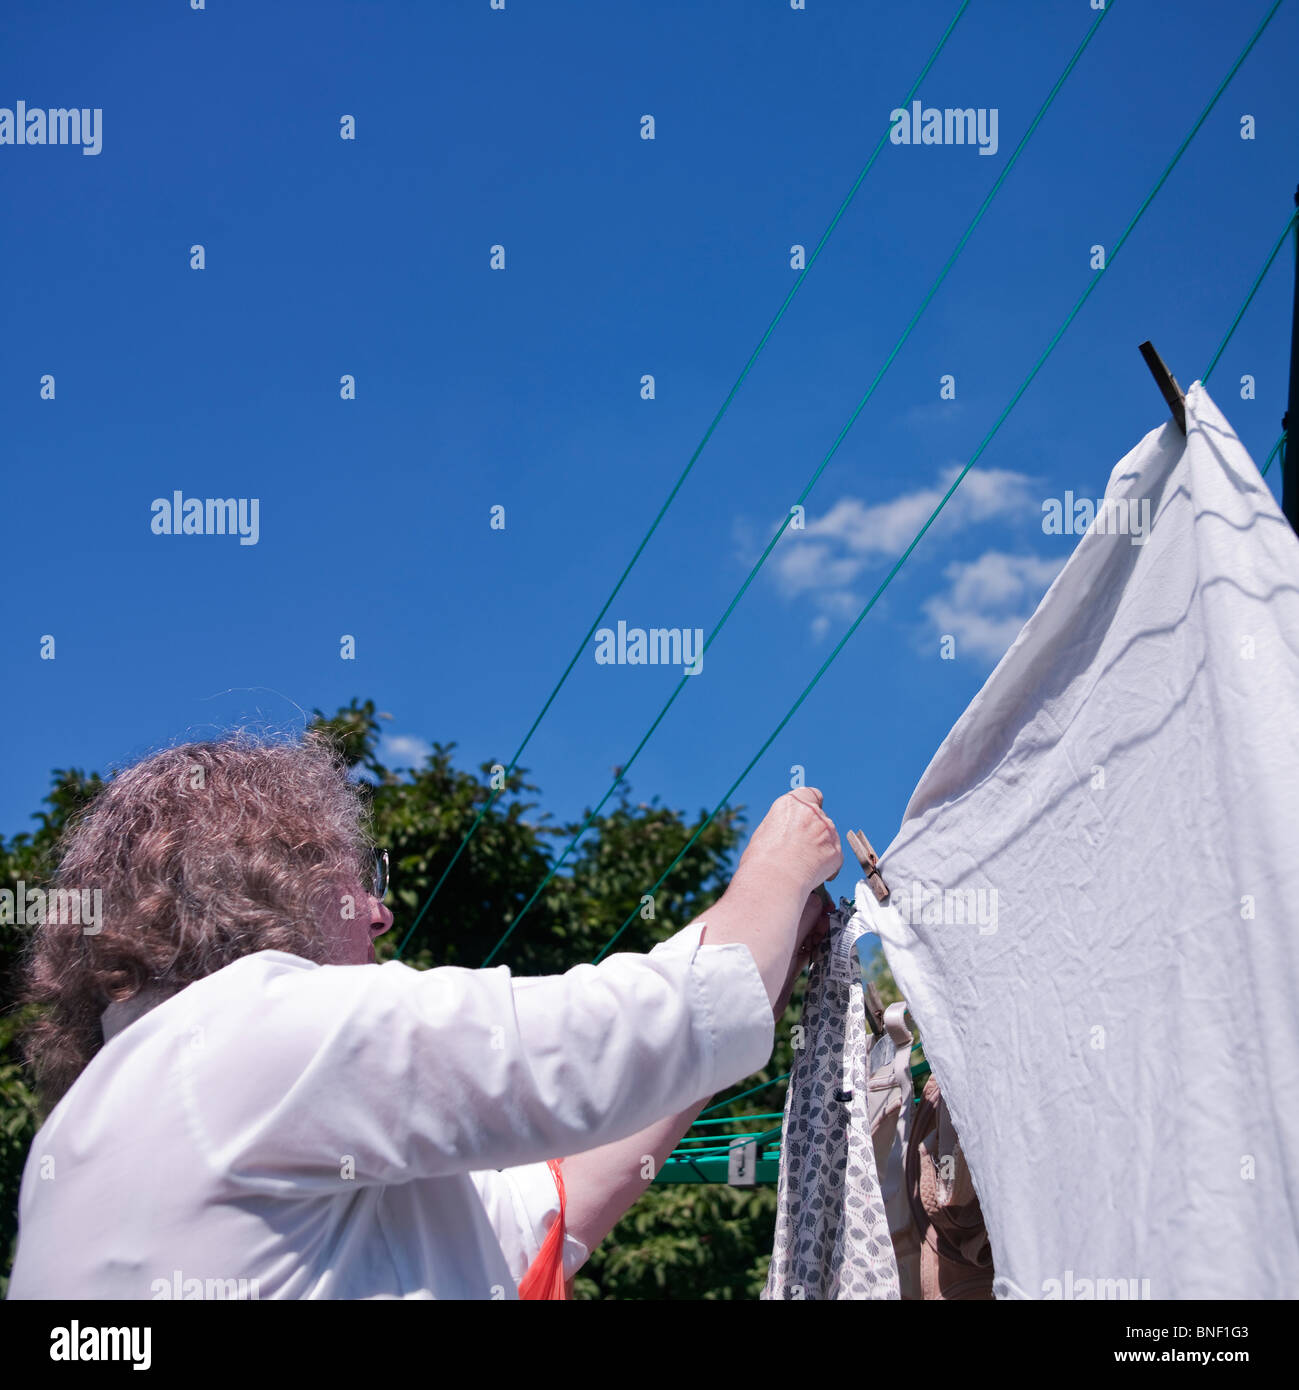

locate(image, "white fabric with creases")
(870, 382), (1299, 1299)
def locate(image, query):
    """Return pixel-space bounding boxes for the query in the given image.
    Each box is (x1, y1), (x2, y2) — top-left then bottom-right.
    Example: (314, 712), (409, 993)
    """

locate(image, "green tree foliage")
(0, 767), (104, 1295)
(0, 701), (815, 1298)
(574, 1184), (779, 1300)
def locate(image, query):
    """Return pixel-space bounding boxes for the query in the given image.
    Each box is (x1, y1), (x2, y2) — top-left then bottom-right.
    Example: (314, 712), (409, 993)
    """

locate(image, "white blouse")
(9, 921), (772, 1299)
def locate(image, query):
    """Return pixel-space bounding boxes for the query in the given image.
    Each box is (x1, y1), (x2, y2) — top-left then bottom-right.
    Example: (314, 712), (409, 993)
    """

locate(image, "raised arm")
(537, 790), (842, 1262)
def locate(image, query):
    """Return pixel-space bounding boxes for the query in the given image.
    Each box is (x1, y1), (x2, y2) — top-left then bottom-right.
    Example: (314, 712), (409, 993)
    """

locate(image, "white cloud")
(768, 464), (1041, 637)
(778, 461), (1039, 581)
(922, 551), (1064, 662)
(381, 734), (432, 768)
(774, 540), (863, 597)
(900, 399), (966, 431)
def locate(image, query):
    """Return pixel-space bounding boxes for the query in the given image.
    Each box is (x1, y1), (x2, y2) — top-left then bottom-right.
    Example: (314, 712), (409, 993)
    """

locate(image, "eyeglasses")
(367, 847), (389, 900)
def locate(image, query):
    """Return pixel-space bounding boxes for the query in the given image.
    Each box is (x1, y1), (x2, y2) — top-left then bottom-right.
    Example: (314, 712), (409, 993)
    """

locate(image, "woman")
(9, 733), (841, 1299)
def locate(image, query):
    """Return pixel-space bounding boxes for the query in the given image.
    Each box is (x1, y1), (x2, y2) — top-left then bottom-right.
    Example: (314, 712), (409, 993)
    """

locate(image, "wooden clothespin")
(1138, 340), (1187, 435)
(864, 979), (886, 1038)
(847, 828), (890, 902)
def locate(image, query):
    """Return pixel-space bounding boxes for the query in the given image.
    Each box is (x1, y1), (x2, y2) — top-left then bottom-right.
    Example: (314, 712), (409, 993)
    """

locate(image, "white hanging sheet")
(866, 382), (1299, 1299)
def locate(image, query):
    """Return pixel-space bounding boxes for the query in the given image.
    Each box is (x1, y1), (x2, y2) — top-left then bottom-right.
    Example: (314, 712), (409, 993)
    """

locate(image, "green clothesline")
(664, 1126), (784, 1161)
(665, 184), (1298, 1180)
(658, 1061), (933, 1178)
(593, 0), (1282, 973)
(393, 0), (976, 965)
(487, 0), (1119, 971)
(657, 1155), (784, 1185)
(676, 1127), (779, 1145)
(698, 1074), (790, 1117)
(688, 1111), (785, 1127)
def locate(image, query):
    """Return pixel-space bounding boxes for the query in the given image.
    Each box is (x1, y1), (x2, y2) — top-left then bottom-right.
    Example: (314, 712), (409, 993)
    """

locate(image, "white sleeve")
(469, 1164), (590, 1285)
(180, 924), (772, 1191)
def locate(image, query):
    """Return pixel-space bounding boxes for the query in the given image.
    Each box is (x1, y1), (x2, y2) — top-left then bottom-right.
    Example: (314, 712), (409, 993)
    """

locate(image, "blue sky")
(2, 0), (1295, 926)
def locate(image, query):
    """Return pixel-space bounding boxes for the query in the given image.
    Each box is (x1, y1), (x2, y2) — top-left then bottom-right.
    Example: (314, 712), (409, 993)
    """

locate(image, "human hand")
(773, 891), (831, 1016)
(739, 788), (843, 895)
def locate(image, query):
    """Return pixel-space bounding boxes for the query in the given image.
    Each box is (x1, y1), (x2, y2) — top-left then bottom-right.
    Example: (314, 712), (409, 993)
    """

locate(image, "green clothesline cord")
(698, 1073), (791, 1117)
(666, 1147), (783, 1162)
(670, 1134), (782, 1164)
(685, 1059), (931, 1135)
(669, 1123), (783, 1156)
(670, 51), (1292, 1182)
(670, 1090), (943, 1161)
(392, 0), (975, 963)
(676, 1129), (780, 1148)
(665, 1151), (763, 1162)
(1201, 204), (1295, 495)
(722, 1117), (783, 1150)
(675, 1136), (768, 1148)
(590, 0), (1285, 967)
(1261, 430), (1287, 479)
(482, 0), (1117, 968)
(672, 156), (1295, 1176)
(688, 1111), (786, 1128)
(1203, 207), (1299, 384)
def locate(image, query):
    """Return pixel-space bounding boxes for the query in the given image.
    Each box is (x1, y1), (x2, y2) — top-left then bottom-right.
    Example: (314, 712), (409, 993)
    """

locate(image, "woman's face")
(334, 880), (394, 965)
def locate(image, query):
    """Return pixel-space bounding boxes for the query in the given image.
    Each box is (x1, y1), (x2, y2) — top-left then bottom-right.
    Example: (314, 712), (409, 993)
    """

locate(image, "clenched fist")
(698, 789), (843, 1016)
(738, 788), (843, 895)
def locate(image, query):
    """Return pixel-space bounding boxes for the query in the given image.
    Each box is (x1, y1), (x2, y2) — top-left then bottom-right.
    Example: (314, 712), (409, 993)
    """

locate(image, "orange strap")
(517, 1159), (568, 1300)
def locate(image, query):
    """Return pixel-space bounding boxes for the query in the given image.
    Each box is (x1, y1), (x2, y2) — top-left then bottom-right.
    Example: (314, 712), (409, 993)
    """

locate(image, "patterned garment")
(763, 902), (900, 1300)
(865, 1001), (922, 1298)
